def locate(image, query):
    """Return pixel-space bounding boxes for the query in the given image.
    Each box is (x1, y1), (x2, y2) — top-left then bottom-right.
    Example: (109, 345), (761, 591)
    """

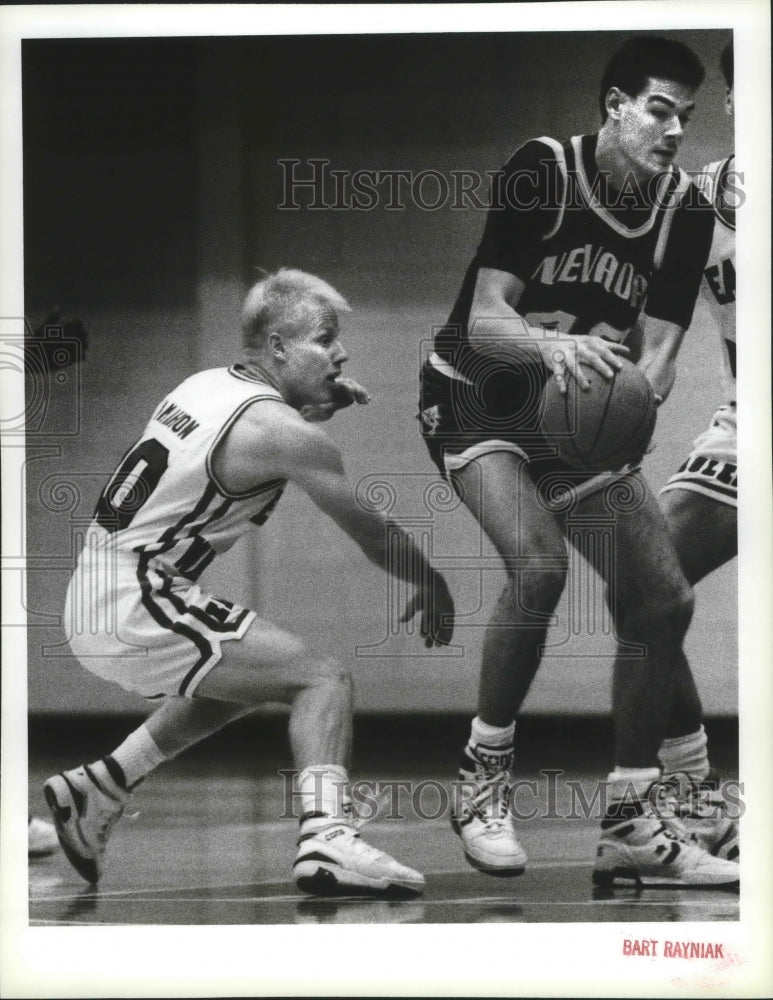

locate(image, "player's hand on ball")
(547, 336), (629, 394)
(400, 570), (455, 647)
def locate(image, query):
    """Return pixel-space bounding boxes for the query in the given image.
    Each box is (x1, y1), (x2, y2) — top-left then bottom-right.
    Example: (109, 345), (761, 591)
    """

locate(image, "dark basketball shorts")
(419, 355), (637, 511)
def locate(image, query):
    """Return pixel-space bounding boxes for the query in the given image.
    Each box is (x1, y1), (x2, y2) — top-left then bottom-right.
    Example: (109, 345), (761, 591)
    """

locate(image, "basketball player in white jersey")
(44, 269), (454, 897)
(656, 42), (739, 860)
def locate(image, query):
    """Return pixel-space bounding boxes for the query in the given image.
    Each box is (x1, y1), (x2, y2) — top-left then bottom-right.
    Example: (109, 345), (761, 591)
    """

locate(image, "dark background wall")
(23, 29), (736, 714)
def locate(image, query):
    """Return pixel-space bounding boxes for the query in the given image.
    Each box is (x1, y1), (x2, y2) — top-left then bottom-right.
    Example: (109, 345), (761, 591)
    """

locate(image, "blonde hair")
(241, 268), (350, 348)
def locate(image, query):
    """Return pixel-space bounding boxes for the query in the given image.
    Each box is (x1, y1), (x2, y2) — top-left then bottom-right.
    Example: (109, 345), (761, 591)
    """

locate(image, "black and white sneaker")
(592, 811), (740, 890)
(43, 765), (128, 883)
(660, 770), (740, 861)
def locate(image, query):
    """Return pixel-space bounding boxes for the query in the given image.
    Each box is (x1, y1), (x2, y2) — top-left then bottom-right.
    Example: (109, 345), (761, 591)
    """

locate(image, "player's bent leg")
(195, 619), (424, 897)
(661, 487), (737, 586)
(195, 620), (353, 770)
(45, 620), (353, 885)
(449, 451), (568, 875)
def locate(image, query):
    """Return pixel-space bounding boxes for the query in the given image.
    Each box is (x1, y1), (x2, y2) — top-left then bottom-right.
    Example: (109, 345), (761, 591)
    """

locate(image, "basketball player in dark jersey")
(44, 269), (454, 896)
(419, 36), (738, 888)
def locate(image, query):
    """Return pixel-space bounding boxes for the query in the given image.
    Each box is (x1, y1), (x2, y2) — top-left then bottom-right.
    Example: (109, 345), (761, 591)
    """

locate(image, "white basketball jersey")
(694, 157), (736, 403)
(90, 365), (287, 579)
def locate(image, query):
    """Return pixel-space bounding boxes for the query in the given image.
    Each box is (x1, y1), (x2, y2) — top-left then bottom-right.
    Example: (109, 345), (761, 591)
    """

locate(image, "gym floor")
(28, 714), (740, 926)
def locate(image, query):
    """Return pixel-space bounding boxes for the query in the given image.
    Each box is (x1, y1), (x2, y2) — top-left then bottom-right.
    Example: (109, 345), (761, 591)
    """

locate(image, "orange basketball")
(539, 358), (657, 472)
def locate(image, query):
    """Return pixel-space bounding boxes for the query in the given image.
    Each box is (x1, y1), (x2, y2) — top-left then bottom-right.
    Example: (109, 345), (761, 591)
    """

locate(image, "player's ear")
(605, 87), (625, 121)
(268, 331), (286, 361)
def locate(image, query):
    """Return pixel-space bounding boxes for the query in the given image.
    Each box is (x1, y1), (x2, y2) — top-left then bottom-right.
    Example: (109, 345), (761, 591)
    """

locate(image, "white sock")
(608, 766), (662, 802)
(464, 716), (515, 772)
(658, 725), (710, 781)
(297, 764), (350, 824)
(96, 725), (167, 791)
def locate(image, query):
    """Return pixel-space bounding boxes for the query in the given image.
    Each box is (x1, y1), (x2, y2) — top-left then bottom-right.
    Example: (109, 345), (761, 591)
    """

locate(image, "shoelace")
(91, 794), (134, 846)
(465, 769), (511, 826)
(643, 780), (697, 842)
(654, 772), (726, 822)
(95, 807), (125, 845)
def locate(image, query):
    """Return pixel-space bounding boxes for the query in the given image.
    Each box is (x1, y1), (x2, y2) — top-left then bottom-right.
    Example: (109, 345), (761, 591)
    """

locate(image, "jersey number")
(95, 438), (169, 533)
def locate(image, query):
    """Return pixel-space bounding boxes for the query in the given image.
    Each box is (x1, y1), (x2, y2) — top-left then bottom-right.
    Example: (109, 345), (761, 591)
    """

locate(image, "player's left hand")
(400, 570), (455, 647)
(331, 377), (371, 409)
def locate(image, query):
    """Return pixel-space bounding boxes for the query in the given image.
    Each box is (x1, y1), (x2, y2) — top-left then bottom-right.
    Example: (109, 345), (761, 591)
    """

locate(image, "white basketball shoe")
(452, 754), (527, 876)
(293, 822), (426, 897)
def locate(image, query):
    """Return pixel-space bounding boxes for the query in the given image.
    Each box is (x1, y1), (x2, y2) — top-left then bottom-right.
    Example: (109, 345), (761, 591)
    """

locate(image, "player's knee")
(633, 581), (694, 638)
(512, 565), (567, 612)
(498, 533), (567, 611)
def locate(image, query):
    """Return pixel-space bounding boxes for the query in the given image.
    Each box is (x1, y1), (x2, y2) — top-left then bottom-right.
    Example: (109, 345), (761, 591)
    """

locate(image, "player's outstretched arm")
(268, 413), (454, 647)
(468, 268), (629, 392)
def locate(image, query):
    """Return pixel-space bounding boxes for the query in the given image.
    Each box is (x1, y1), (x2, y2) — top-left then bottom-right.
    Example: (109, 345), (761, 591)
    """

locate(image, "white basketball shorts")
(64, 547), (256, 699)
(661, 402), (737, 507)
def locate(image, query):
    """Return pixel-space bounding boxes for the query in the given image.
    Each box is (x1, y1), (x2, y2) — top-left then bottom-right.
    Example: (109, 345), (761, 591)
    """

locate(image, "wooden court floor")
(28, 716), (740, 927)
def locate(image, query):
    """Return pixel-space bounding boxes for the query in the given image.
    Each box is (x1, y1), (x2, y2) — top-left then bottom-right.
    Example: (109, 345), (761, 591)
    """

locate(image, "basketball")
(539, 358), (657, 472)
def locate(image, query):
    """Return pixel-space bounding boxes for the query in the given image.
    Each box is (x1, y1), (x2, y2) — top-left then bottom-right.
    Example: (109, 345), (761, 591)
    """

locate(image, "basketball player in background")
(44, 269), (454, 897)
(657, 42), (739, 858)
(419, 36), (739, 887)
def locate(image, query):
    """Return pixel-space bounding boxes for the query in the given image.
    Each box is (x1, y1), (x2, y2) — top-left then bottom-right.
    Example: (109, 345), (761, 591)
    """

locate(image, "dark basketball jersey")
(433, 134), (714, 381)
